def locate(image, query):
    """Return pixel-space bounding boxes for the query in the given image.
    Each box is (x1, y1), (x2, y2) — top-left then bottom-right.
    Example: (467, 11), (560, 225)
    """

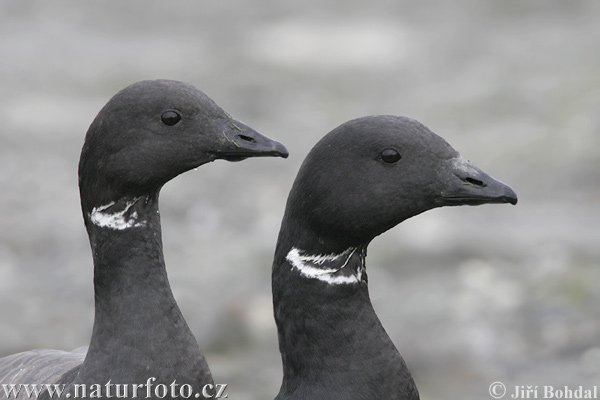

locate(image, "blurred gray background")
(1, 1), (599, 399)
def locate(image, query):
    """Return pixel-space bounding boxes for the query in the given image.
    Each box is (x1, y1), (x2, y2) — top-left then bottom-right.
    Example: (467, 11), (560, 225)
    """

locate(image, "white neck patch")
(286, 247), (365, 285)
(89, 197), (147, 230)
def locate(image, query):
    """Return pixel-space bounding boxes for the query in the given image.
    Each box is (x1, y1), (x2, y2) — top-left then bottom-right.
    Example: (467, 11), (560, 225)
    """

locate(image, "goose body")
(272, 116), (516, 400)
(0, 79), (288, 399)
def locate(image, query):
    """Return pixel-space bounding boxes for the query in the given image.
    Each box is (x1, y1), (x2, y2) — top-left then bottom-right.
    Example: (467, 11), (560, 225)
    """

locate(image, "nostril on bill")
(465, 177), (486, 187)
(238, 134), (257, 143)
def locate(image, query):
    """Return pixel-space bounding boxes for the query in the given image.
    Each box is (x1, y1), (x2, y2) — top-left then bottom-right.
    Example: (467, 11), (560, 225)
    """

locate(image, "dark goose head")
(79, 79), (287, 215)
(280, 115), (516, 253)
(272, 115), (516, 400)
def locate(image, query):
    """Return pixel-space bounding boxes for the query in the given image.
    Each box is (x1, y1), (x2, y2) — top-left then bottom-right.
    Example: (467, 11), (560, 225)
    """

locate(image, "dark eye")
(381, 148), (401, 163)
(161, 110), (181, 126)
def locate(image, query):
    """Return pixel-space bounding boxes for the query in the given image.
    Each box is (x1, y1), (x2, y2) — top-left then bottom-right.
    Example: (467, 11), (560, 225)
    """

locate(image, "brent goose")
(272, 115), (517, 400)
(0, 79), (288, 399)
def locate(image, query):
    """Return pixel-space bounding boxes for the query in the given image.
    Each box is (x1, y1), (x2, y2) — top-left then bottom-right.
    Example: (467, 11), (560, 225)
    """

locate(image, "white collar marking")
(89, 197), (146, 230)
(286, 247), (362, 285)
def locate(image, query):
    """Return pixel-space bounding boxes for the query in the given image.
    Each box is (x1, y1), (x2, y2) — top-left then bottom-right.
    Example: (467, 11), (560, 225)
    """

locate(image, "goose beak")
(212, 118), (289, 161)
(438, 157), (518, 206)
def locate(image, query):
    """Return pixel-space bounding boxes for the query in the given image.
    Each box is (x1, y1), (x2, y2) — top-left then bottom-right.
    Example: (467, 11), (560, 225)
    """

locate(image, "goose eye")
(381, 148), (401, 163)
(161, 110), (181, 126)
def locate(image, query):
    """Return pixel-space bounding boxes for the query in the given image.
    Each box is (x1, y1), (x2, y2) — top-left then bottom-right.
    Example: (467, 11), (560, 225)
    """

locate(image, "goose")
(0, 79), (288, 399)
(271, 115), (517, 400)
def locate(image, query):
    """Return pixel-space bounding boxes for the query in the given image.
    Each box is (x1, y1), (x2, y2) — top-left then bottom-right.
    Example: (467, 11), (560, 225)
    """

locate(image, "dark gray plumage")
(272, 116), (517, 400)
(0, 79), (288, 399)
